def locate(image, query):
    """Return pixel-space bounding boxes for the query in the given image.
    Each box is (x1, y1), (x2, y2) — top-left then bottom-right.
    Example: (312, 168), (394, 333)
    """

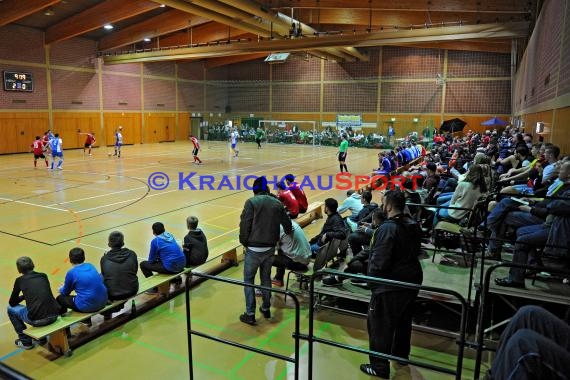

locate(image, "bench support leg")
(157, 283), (170, 296)
(221, 248), (238, 266)
(48, 330), (72, 357)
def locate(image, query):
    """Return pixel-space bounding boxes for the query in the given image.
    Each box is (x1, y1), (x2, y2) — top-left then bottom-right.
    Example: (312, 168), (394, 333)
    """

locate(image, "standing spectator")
(57, 248), (108, 313)
(277, 181), (299, 219)
(7, 257), (61, 349)
(182, 216), (209, 267)
(100, 231), (139, 301)
(338, 134), (349, 173)
(239, 176), (292, 325)
(271, 220), (311, 287)
(361, 190), (423, 378)
(140, 222), (185, 279)
(285, 174), (308, 213)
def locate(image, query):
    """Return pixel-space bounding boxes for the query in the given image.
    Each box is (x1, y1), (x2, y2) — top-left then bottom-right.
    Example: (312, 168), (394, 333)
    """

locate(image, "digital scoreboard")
(3, 71), (33, 92)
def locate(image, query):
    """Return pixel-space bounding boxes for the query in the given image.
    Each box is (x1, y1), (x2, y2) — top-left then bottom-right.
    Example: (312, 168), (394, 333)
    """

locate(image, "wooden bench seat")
(296, 201), (324, 228)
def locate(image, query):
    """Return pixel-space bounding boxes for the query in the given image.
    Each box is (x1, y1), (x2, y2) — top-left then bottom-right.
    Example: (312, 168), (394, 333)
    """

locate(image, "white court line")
(47, 186), (147, 206)
(80, 242), (108, 251)
(0, 197), (68, 212)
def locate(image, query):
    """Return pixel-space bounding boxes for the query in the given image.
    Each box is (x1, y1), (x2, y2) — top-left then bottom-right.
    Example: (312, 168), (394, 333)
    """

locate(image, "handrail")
(185, 272), (302, 380)
(0, 363), (31, 380)
(307, 269), (469, 380)
(473, 262), (570, 380)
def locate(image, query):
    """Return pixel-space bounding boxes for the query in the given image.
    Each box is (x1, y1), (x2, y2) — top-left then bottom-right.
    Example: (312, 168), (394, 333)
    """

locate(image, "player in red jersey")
(31, 136), (48, 168)
(189, 135), (202, 164)
(80, 132), (96, 155)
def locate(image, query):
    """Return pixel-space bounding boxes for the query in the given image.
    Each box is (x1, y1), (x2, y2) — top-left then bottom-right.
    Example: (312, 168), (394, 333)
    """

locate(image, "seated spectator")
(182, 216), (209, 267)
(338, 190), (363, 217)
(140, 222), (185, 279)
(323, 208), (385, 287)
(8, 256), (62, 350)
(484, 161), (570, 260)
(485, 306), (570, 379)
(309, 198), (347, 255)
(423, 162), (440, 204)
(498, 145), (537, 186)
(277, 181), (299, 218)
(57, 248), (108, 313)
(502, 145), (560, 195)
(271, 220), (311, 287)
(100, 231), (139, 301)
(285, 174), (308, 213)
(434, 165), (487, 225)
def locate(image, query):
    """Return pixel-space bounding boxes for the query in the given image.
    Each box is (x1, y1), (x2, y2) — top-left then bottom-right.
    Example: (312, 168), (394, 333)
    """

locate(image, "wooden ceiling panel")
(157, 25), (253, 47)
(0, 0), (61, 27)
(45, 0), (161, 44)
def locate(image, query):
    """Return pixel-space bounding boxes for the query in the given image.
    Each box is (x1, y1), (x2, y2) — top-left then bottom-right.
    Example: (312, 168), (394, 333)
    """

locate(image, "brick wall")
(446, 81), (511, 114)
(0, 25), (45, 63)
(102, 73), (141, 110)
(51, 69), (99, 110)
(447, 51), (510, 78)
(323, 82), (377, 112)
(50, 38), (97, 69)
(382, 46), (442, 79)
(178, 82), (204, 111)
(381, 82), (442, 113)
(272, 83), (320, 112)
(324, 48), (379, 80)
(178, 61), (204, 80)
(227, 83), (269, 112)
(143, 78), (176, 110)
(272, 57), (321, 82)
(143, 62), (175, 77)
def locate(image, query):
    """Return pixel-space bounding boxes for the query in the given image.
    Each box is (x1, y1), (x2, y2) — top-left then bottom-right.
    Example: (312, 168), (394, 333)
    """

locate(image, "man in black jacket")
(183, 216), (209, 267)
(309, 198), (347, 256)
(8, 257), (62, 349)
(346, 191), (378, 255)
(100, 231), (139, 301)
(361, 190), (423, 379)
(239, 176), (292, 325)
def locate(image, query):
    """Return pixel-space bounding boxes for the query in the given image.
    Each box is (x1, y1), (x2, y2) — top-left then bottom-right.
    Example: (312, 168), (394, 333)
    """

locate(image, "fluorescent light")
(413, 118), (419, 123)
(103, 24), (114, 30)
(160, 4), (166, 7)
(390, 117), (396, 122)
(143, 38), (151, 42)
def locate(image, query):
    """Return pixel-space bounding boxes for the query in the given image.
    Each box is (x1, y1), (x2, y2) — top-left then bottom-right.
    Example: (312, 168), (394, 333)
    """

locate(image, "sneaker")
(359, 364), (389, 379)
(350, 278), (369, 288)
(322, 276), (343, 286)
(15, 339), (34, 350)
(271, 278), (284, 287)
(259, 307), (271, 319)
(239, 313), (256, 325)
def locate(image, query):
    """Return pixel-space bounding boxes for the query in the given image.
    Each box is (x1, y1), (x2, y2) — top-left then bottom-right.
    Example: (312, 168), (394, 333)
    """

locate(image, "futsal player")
(230, 128), (239, 157)
(189, 135), (202, 164)
(114, 126), (123, 158)
(31, 136), (48, 168)
(49, 133), (63, 170)
(338, 134), (349, 172)
(80, 132), (96, 156)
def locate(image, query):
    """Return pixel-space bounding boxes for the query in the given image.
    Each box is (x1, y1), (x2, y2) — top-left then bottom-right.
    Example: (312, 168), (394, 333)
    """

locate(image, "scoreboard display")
(3, 71), (33, 92)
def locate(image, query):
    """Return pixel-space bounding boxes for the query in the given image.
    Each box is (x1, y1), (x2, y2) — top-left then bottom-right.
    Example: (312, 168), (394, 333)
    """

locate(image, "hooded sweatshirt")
(149, 232), (185, 273)
(338, 193), (363, 216)
(183, 229), (209, 267)
(100, 247), (139, 300)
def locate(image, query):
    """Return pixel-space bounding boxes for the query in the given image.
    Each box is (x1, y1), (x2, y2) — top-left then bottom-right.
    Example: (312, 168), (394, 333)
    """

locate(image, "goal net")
(258, 120), (318, 146)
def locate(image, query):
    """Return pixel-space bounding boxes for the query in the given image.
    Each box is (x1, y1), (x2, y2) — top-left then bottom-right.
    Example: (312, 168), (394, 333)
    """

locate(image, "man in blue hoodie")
(140, 222), (185, 278)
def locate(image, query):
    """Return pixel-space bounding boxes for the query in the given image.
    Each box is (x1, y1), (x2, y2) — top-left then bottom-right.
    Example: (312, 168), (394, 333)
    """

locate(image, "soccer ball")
(119, 126), (123, 130)
(108, 152), (112, 157)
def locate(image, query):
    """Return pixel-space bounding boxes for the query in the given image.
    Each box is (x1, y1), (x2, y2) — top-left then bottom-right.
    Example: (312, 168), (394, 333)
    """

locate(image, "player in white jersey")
(49, 133), (63, 170)
(114, 126), (123, 157)
(230, 129), (239, 157)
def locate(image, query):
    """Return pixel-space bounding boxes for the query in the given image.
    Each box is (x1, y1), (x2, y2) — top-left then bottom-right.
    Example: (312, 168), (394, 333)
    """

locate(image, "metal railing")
(473, 262), (570, 379)
(306, 269), (469, 380)
(184, 272), (302, 380)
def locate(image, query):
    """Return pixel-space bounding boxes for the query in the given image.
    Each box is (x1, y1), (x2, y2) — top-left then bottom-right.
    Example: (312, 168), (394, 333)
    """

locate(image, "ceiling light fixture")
(160, 4), (166, 7)
(103, 24), (114, 30)
(44, 8), (55, 16)
(143, 38), (151, 42)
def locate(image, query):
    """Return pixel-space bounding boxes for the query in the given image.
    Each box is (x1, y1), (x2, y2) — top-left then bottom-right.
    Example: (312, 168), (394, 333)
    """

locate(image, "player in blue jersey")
(113, 126), (123, 158)
(49, 133), (63, 170)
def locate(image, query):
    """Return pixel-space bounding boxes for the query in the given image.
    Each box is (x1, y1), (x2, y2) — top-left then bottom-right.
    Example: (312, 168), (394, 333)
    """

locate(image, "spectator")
(485, 306), (570, 379)
(277, 181), (299, 219)
(285, 174), (308, 213)
(239, 176), (292, 325)
(182, 216), (209, 267)
(309, 198), (347, 255)
(360, 190), (423, 378)
(57, 248), (108, 313)
(338, 190), (363, 217)
(271, 220), (311, 287)
(8, 256), (62, 350)
(100, 231), (139, 301)
(140, 222), (185, 279)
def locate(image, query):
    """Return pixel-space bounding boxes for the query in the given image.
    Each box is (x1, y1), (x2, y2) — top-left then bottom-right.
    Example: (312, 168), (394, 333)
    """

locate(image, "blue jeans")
(486, 198), (544, 252)
(310, 243), (322, 255)
(433, 201), (452, 226)
(7, 305), (58, 345)
(490, 306), (570, 380)
(243, 248), (274, 316)
(508, 224), (549, 283)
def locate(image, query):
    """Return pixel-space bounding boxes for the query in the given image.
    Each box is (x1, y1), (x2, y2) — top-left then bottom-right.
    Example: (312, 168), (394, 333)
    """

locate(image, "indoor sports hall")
(1, 1), (570, 380)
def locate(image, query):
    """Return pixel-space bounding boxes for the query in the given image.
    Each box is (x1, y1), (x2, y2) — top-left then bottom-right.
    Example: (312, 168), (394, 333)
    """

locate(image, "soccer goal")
(258, 120), (318, 146)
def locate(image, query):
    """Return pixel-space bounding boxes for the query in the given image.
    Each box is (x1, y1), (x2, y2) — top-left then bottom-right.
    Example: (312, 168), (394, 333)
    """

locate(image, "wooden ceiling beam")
(98, 10), (208, 51)
(157, 26), (253, 48)
(204, 53), (268, 69)
(269, 0), (533, 13)
(45, 0), (160, 44)
(402, 40), (512, 53)
(0, 0), (61, 27)
(103, 22), (529, 64)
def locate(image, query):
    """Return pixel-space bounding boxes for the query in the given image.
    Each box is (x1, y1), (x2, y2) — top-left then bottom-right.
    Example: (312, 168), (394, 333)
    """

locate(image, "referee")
(338, 134), (349, 173)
